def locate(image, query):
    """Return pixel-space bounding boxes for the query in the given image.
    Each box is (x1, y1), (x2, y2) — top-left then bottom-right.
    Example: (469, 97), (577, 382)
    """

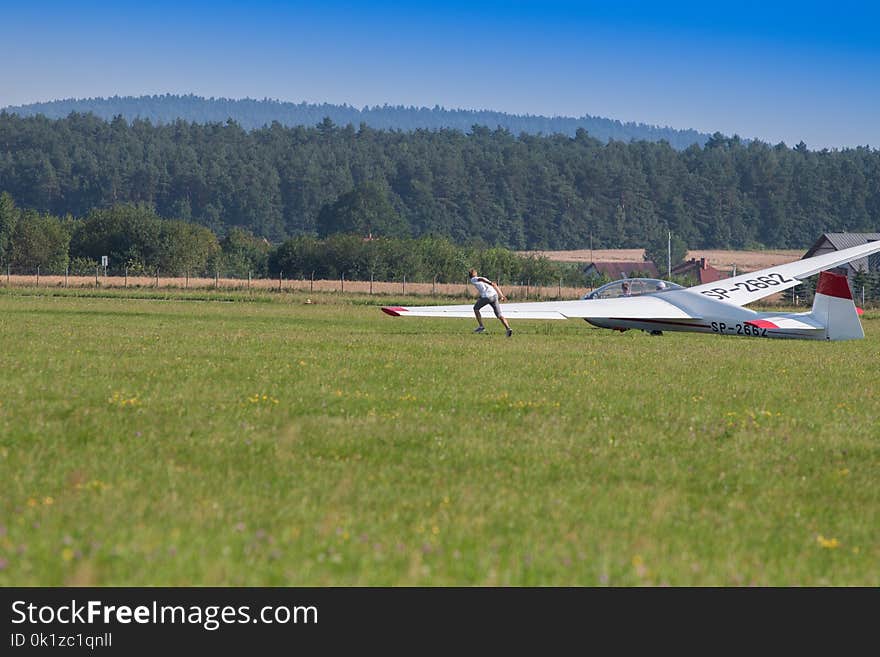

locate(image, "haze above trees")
(4, 94), (710, 149)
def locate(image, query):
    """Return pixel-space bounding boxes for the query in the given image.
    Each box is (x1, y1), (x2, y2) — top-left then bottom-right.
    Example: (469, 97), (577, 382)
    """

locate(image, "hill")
(2, 94), (711, 149)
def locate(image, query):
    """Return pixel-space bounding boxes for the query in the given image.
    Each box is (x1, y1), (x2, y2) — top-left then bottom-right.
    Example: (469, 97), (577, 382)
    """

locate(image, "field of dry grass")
(521, 248), (804, 272)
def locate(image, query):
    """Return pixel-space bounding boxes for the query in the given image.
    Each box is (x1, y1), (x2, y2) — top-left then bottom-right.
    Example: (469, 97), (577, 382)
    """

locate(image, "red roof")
(671, 258), (726, 284)
(585, 261), (660, 278)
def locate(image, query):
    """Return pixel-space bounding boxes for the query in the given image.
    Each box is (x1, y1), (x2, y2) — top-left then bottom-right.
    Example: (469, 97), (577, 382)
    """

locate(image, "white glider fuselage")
(584, 290), (816, 339)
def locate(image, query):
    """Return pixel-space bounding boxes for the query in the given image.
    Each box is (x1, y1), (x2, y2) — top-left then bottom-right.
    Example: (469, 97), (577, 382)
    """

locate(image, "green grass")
(0, 289), (877, 585)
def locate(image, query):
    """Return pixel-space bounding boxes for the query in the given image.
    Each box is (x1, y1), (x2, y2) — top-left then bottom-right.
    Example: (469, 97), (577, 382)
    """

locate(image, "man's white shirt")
(470, 276), (497, 299)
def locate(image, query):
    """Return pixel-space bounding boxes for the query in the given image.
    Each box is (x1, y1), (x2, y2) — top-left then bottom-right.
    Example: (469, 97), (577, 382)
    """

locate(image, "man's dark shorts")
(474, 296), (502, 317)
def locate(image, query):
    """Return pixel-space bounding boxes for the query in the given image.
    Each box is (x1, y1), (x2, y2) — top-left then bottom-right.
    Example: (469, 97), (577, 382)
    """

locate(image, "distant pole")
(65, 265), (68, 288)
(370, 272), (373, 295)
(95, 265), (99, 287)
(124, 266), (128, 288)
(667, 231), (671, 280)
(6, 264), (9, 285)
(558, 278), (562, 298)
(185, 271), (189, 289)
(402, 274), (406, 295)
(37, 265), (40, 288)
(341, 272), (344, 293)
(590, 233), (593, 264)
(526, 278), (530, 298)
(155, 268), (159, 288)
(310, 271), (314, 293)
(247, 271), (251, 291)
(432, 275), (436, 296)
(215, 270), (219, 289)
(862, 285), (866, 307)
(279, 271), (283, 292)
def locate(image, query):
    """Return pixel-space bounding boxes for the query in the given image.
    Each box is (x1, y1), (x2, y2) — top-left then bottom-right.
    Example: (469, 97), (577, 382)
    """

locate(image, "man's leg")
(473, 300), (486, 332)
(491, 300), (512, 336)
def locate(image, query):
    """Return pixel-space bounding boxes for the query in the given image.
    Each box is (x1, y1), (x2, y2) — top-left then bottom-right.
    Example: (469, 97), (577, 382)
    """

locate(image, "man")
(468, 268), (513, 337)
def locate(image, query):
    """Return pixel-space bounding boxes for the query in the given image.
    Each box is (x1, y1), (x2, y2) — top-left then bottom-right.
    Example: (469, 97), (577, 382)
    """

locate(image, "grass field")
(0, 288), (877, 586)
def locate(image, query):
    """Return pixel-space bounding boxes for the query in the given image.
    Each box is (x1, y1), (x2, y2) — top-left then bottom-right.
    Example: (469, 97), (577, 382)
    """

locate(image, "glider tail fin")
(809, 271), (864, 341)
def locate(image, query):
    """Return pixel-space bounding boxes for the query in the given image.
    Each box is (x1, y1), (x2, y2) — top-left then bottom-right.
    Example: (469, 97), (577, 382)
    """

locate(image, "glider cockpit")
(582, 278), (683, 300)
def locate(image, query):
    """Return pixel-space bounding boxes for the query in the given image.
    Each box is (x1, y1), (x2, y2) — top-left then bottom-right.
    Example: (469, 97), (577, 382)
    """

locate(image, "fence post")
(248, 271), (251, 292)
(370, 272), (373, 295)
(155, 269), (159, 288)
(279, 271), (283, 292)
(403, 274), (406, 295)
(310, 271), (314, 293)
(6, 264), (8, 286)
(65, 265), (68, 288)
(124, 266), (128, 288)
(432, 275), (436, 296)
(95, 265), (99, 288)
(215, 270), (219, 289)
(341, 272), (344, 293)
(36, 265), (40, 288)
(558, 278), (562, 298)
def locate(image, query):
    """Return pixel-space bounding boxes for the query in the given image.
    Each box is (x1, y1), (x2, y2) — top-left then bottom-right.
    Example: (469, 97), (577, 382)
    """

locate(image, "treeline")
(269, 235), (582, 285)
(4, 94), (710, 149)
(0, 195), (582, 285)
(0, 112), (878, 251)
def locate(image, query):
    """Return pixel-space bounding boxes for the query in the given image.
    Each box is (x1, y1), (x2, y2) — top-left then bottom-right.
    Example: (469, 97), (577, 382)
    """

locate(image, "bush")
(68, 256), (98, 276)
(10, 211), (70, 273)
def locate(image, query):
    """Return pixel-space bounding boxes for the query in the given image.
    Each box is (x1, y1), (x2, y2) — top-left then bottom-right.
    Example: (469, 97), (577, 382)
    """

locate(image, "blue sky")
(2, 0), (879, 148)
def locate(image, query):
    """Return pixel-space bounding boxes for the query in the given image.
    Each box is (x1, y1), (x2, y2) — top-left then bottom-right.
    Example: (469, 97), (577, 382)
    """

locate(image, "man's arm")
(491, 281), (506, 300)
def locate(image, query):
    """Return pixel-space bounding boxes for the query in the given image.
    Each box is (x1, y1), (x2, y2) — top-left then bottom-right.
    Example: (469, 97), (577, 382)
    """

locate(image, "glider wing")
(382, 296), (697, 321)
(688, 240), (880, 307)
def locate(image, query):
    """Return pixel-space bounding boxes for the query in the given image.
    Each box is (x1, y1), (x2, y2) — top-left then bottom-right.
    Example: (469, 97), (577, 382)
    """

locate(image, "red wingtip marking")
(856, 307), (864, 316)
(816, 271), (853, 299)
(381, 306), (407, 316)
(748, 320), (779, 329)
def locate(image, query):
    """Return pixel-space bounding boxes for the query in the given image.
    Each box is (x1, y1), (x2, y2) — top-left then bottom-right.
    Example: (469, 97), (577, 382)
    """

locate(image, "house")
(802, 233), (880, 279)
(584, 261), (659, 280)
(671, 257), (727, 284)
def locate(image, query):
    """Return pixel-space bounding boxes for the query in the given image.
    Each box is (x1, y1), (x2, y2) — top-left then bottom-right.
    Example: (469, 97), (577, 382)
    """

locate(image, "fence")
(0, 266), (589, 301)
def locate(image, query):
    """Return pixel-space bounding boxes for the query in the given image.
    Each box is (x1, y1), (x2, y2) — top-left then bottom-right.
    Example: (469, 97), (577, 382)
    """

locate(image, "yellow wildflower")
(816, 535), (841, 549)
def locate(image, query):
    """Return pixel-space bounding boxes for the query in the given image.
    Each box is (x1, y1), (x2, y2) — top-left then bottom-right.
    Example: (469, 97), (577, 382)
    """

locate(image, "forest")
(0, 111), (878, 254)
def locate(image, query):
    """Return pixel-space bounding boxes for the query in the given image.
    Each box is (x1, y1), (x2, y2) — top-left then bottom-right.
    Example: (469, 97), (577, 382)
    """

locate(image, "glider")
(382, 240), (880, 341)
